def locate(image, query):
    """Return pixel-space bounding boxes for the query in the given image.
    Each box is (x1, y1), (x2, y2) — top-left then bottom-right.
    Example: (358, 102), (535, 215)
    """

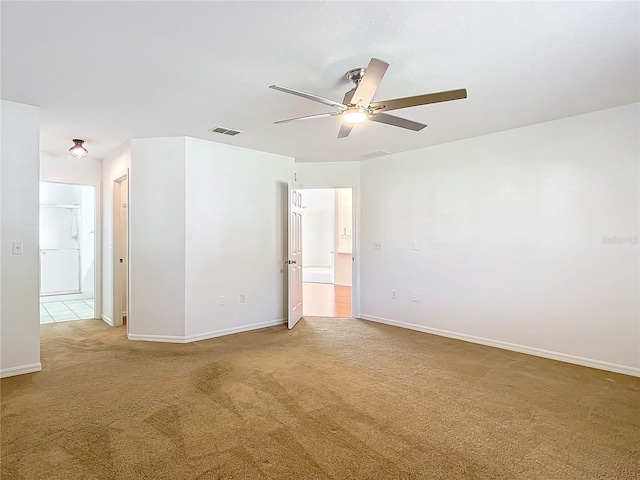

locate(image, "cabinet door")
(335, 188), (353, 253)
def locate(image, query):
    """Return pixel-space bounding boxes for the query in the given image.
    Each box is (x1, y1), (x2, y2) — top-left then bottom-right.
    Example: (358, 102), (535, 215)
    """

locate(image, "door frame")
(38, 180), (100, 320)
(112, 173), (130, 333)
(297, 185), (358, 318)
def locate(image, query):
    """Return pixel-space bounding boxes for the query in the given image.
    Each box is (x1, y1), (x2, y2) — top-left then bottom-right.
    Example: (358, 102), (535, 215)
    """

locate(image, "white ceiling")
(2, 1), (638, 162)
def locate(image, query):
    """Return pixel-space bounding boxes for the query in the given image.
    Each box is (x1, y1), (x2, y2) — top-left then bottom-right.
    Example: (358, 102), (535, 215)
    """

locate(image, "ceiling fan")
(270, 57), (467, 138)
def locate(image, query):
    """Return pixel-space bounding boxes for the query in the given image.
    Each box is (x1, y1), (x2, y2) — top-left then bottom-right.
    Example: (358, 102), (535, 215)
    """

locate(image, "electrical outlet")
(391, 289), (397, 299)
(412, 292), (420, 302)
(240, 293), (246, 303)
(219, 295), (225, 306)
(374, 241), (382, 250)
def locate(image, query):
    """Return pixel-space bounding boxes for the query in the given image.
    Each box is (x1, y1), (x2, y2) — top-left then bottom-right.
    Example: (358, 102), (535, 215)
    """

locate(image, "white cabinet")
(335, 188), (352, 254)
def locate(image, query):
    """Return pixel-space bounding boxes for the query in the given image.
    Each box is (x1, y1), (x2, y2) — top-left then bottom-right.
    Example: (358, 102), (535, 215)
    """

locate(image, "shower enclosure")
(39, 182), (95, 300)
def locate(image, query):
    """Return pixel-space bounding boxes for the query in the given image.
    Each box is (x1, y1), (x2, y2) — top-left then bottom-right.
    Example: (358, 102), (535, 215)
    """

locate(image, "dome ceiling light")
(69, 139), (88, 158)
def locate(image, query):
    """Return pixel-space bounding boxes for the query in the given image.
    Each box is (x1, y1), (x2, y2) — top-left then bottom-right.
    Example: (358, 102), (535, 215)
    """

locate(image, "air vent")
(360, 151), (390, 159)
(209, 126), (242, 136)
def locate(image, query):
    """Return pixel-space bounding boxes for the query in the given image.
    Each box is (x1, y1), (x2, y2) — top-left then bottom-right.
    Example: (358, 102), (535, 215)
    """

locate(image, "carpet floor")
(1, 318), (638, 479)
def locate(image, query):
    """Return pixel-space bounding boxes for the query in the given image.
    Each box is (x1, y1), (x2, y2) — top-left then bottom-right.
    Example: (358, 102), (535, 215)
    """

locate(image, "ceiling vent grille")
(209, 126), (242, 136)
(360, 151), (390, 159)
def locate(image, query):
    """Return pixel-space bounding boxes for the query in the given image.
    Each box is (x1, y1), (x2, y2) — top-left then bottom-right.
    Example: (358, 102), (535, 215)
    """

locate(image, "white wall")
(360, 103), (639, 376)
(1, 100), (41, 377)
(41, 153), (102, 186)
(302, 189), (334, 268)
(129, 137), (185, 338)
(40, 181), (81, 205)
(296, 161), (360, 189)
(101, 142), (130, 324)
(125, 136), (294, 342)
(184, 137), (294, 340)
(80, 185), (95, 297)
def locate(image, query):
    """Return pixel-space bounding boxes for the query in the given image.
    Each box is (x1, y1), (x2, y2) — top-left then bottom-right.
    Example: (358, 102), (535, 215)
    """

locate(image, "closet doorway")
(39, 182), (96, 323)
(113, 175), (129, 329)
(301, 188), (353, 318)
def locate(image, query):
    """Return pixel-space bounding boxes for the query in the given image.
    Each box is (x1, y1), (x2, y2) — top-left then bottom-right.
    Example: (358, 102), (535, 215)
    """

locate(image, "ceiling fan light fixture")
(69, 139), (88, 158)
(342, 107), (369, 124)
(270, 57), (466, 139)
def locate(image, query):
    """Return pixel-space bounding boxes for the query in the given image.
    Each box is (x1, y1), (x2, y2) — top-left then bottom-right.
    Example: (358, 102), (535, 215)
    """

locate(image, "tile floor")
(40, 299), (95, 324)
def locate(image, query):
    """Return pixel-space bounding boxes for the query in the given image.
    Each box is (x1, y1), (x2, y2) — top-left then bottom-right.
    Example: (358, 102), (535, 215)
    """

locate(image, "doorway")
(113, 175), (129, 329)
(301, 188), (353, 317)
(39, 181), (96, 323)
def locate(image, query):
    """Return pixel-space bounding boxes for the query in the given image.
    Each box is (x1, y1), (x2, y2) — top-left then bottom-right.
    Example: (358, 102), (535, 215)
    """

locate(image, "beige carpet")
(1, 318), (638, 479)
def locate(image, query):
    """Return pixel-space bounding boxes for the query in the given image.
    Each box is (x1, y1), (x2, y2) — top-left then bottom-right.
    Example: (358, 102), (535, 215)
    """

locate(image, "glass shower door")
(40, 205), (81, 295)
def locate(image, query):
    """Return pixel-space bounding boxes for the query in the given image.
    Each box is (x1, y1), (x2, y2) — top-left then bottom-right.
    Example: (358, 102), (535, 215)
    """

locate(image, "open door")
(287, 187), (303, 329)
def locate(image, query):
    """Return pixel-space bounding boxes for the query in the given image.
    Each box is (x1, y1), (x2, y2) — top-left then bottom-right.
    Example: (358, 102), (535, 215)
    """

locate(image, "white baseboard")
(127, 318), (286, 344)
(101, 314), (113, 326)
(1, 362), (42, 378)
(359, 314), (640, 378)
(127, 332), (185, 343)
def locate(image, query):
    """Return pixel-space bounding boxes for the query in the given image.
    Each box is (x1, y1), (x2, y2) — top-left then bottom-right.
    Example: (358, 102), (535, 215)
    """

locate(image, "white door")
(288, 187), (303, 329)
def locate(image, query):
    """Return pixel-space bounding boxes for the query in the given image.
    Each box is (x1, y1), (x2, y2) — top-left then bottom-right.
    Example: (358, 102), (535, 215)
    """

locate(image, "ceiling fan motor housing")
(346, 67), (367, 85)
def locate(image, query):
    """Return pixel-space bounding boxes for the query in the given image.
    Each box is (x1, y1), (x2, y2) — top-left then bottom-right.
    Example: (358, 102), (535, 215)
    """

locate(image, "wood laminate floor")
(303, 282), (351, 317)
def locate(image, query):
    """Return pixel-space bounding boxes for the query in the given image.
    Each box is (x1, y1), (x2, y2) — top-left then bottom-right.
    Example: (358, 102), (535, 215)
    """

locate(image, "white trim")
(0, 362), (42, 378)
(127, 333), (185, 343)
(127, 318), (286, 344)
(101, 314), (113, 326)
(359, 314), (640, 378)
(297, 185), (357, 318)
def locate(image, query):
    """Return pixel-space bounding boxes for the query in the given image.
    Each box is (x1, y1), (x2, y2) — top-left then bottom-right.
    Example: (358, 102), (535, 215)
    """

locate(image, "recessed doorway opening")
(301, 188), (352, 318)
(39, 181), (96, 324)
(113, 175), (129, 331)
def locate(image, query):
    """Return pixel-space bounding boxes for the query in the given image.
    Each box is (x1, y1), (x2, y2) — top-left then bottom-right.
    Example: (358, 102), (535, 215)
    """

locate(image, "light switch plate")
(412, 240), (420, 251)
(12, 241), (23, 255)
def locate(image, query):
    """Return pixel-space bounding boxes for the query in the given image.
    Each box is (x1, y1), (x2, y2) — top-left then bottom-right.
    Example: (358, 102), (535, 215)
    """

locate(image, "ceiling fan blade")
(337, 123), (354, 138)
(370, 88), (467, 112)
(274, 112), (340, 124)
(269, 85), (346, 110)
(369, 113), (427, 131)
(350, 58), (389, 107)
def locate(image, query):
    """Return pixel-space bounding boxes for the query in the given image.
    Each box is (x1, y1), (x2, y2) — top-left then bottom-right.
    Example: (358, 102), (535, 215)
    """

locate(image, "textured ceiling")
(2, 1), (638, 162)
